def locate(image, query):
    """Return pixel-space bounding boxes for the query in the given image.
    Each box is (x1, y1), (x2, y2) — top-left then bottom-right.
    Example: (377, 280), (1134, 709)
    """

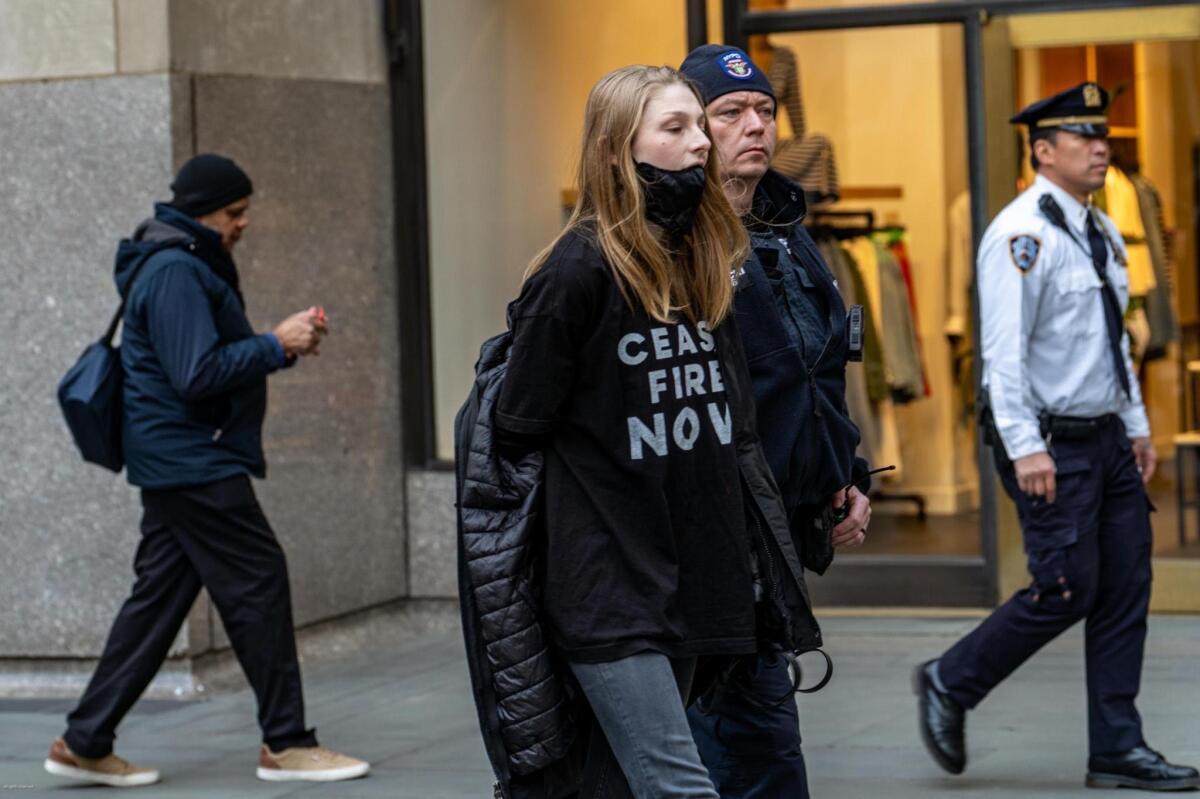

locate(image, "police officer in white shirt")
(913, 82), (1199, 792)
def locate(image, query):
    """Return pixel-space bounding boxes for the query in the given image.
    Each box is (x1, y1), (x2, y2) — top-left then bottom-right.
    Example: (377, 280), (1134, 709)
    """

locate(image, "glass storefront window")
(418, 0), (1200, 607)
(766, 22), (979, 556)
(422, 1), (689, 461)
(744, 4), (1200, 609)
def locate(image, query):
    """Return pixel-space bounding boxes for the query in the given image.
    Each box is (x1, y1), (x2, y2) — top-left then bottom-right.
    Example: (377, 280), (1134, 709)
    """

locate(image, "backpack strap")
(101, 247), (164, 346)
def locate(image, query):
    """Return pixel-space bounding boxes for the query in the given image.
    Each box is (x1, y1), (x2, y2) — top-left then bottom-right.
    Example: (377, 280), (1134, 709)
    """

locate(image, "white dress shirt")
(978, 173), (1150, 460)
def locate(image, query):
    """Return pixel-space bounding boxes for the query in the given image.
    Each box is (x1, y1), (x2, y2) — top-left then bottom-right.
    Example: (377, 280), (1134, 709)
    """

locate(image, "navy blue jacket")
(116, 204), (284, 489)
(735, 171), (867, 512)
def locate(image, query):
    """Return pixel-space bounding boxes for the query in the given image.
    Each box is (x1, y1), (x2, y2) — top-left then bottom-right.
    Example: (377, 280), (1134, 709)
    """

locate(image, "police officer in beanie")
(914, 84), (1199, 791)
(680, 45), (872, 799)
(44, 154), (369, 788)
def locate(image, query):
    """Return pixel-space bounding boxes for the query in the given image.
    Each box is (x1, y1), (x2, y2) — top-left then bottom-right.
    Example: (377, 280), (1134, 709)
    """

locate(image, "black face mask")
(635, 162), (706, 239)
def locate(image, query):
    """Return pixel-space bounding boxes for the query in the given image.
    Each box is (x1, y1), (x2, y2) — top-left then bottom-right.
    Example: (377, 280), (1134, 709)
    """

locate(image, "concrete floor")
(3, 614), (1198, 798)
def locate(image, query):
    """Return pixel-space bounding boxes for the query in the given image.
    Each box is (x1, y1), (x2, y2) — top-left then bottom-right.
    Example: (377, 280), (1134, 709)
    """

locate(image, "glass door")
(731, 9), (991, 607)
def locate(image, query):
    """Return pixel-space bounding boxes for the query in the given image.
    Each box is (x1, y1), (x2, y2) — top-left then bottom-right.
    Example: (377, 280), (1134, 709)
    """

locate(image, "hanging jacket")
(455, 331), (579, 799)
(876, 242), (925, 402)
(1129, 172), (1178, 359)
(1099, 166), (1156, 296)
(767, 45), (806, 141)
(889, 238), (931, 397)
(456, 308), (823, 798)
(836, 244), (888, 403)
(820, 238), (881, 480)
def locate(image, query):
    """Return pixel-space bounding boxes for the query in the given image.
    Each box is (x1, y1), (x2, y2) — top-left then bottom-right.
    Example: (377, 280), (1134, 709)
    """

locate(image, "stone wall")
(0, 73), (175, 657)
(185, 71), (405, 649)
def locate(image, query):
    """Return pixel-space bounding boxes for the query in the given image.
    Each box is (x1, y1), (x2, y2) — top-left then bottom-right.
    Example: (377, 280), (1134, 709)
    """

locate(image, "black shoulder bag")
(56, 255), (154, 472)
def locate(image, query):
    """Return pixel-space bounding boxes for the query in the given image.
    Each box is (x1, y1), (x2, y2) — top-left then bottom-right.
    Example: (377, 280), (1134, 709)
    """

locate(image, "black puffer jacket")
(457, 321), (821, 798)
(456, 331), (579, 798)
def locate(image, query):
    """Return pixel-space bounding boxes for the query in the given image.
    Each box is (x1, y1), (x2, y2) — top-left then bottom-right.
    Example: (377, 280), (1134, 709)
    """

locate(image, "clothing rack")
(807, 209), (906, 241)
(808, 209), (874, 238)
(809, 209), (875, 226)
(838, 185), (903, 201)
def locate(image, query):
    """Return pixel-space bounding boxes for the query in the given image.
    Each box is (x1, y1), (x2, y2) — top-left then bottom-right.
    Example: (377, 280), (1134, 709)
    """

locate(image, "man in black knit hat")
(44, 154), (369, 788)
(680, 45), (872, 799)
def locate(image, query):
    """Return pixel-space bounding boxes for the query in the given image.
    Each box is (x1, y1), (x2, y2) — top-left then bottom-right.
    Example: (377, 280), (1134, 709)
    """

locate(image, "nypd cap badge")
(1008, 234), (1041, 273)
(718, 51), (754, 80)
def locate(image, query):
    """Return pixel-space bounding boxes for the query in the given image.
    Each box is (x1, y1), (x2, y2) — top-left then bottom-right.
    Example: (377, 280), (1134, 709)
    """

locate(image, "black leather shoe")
(913, 659), (966, 775)
(1087, 746), (1200, 791)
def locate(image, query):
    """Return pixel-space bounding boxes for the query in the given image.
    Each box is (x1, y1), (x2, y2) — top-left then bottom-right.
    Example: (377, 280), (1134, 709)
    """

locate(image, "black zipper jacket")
(736, 171), (869, 571)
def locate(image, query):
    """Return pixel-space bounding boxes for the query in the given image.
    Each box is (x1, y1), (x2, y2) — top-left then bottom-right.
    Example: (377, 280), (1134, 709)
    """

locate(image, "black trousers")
(688, 654), (809, 799)
(938, 420), (1152, 754)
(64, 475), (317, 758)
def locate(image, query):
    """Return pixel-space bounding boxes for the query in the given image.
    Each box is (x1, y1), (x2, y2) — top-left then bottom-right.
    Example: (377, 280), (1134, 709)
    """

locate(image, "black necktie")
(1085, 212), (1132, 399)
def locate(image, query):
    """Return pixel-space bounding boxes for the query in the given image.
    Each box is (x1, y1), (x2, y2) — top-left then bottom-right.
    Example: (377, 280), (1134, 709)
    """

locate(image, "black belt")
(1038, 412), (1119, 441)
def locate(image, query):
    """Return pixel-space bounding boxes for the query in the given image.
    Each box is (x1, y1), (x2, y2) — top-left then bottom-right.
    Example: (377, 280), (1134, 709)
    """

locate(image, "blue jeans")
(688, 654), (810, 798)
(570, 653), (718, 799)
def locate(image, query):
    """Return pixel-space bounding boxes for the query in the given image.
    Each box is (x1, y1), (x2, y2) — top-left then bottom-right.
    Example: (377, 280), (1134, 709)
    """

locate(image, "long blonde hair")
(525, 65), (748, 325)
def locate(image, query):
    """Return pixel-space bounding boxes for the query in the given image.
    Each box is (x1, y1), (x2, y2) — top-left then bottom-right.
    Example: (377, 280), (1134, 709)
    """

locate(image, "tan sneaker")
(43, 738), (160, 787)
(256, 744), (370, 782)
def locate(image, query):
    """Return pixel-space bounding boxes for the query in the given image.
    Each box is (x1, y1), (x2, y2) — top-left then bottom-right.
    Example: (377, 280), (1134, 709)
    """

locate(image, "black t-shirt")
(495, 227), (757, 663)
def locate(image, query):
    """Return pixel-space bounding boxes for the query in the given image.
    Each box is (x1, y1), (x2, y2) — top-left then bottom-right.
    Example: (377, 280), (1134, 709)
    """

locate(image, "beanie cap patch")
(718, 51), (754, 80)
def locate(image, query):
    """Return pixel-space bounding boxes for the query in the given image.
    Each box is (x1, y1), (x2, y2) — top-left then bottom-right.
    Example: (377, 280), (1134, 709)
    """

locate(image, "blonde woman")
(495, 66), (822, 798)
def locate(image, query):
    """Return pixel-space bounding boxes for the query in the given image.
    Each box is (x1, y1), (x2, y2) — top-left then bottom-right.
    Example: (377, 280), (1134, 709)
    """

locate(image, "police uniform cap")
(1010, 81), (1109, 137)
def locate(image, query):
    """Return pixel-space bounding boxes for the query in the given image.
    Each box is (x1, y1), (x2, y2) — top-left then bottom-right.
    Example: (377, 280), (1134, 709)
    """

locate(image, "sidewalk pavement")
(2, 613), (1198, 798)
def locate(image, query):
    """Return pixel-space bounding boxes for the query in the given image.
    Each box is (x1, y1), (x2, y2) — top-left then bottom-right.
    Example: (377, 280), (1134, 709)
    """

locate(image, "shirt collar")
(1033, 173), (1092, 234)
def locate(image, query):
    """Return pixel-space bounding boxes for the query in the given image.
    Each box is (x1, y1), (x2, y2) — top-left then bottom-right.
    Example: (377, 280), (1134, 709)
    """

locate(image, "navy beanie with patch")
(680, 44), (775, 110)
(169, 153), (253, 217)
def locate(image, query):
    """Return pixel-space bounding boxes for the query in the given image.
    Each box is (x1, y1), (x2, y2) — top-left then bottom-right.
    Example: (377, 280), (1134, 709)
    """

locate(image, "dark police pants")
(64, 475), (317, 758)
(687, 654), (809, 798)
(938, 420), (1152, 755)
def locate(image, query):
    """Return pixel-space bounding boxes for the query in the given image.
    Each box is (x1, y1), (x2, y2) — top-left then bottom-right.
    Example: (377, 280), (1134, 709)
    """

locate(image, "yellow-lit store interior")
(422, 1), (1200, 608)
